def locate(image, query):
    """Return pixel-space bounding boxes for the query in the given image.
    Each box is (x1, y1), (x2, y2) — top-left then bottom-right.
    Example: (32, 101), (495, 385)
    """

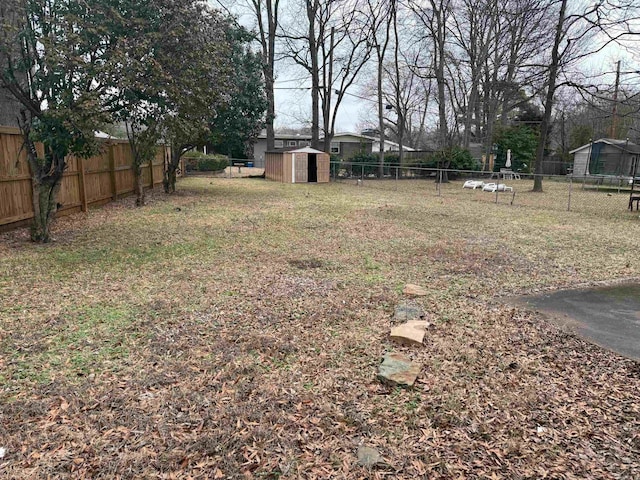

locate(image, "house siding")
(339, 141), (372, 159)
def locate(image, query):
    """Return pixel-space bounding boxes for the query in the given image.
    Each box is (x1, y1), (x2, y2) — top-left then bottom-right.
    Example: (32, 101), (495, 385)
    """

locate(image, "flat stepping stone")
(390, 320), (426, 346)
(377, 352), (420, 387)
(357, 445), (383, 468)
(393, 303), (425, 323)
(403, 284), (427, 296)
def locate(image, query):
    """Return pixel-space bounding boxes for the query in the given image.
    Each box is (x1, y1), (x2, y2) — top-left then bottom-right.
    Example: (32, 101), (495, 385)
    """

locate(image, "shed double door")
(317, 154), (330, 182)
(294, 155), (308, 183)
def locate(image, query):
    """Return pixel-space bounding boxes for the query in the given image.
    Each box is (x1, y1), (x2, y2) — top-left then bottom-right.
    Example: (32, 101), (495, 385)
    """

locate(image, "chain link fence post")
(567, 176), (573, 211)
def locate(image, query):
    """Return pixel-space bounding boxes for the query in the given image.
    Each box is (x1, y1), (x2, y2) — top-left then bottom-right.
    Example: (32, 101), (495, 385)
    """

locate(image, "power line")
(274, 77), (310, 84)
(342, 91), (377, 103)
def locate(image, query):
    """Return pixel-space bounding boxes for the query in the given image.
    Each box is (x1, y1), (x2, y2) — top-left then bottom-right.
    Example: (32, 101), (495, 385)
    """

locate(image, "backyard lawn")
(1, 177), (639, 478)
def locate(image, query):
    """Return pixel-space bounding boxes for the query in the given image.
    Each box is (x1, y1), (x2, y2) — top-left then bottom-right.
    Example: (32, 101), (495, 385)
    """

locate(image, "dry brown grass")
(1, 177), (639, 479)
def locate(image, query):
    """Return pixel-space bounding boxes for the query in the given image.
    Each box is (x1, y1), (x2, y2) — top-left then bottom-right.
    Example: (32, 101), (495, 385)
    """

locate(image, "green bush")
(334, 148), (478, 177)
(407, 147), (479, 175)
(493, 126), (538, 173)
(343, 152), (400, 176)
(183, 153), (229, 172)
(183, 150), (206, 158)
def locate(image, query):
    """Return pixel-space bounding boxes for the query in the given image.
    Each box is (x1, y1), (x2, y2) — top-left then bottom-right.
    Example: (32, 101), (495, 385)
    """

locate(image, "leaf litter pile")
(1, 178), (639, 479)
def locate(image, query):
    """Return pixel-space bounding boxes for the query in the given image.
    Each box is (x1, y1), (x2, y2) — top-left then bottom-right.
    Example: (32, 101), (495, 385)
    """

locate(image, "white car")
(482, 183), (513, 192)
(463, 180), (485, 189)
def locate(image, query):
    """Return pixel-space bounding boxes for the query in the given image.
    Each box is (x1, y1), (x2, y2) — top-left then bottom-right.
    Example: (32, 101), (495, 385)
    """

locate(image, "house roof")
(256, 130), (415, 151)
(331, 132), (374, 142)
(569, 138), (640, 155)
(257, 130), (312, 140)
(331, 131), (415, 151)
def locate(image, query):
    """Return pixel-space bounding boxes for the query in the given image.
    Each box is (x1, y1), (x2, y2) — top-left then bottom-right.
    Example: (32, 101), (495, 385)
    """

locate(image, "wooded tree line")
(0, 0), (266, 242)
(239, 0), (639, 188)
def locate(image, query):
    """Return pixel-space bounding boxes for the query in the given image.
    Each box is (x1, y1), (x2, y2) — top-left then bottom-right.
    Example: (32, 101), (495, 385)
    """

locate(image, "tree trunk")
(30, 175), (62, 243)
(377, 44), (385, 179)
(134, 163), (145, 206)
(307, 0), (320, 149)
(23, 131), (64, 243)
(164, 163), (178, 194)
(432, 2), (449, 150)
(266, 0), (278, 151)
(533, 0), (566, 192)
(163, 148), (180, 194)
(322, 28), (335, 153)
(392, 1), (404, 166)
(265, 71), (276, 152)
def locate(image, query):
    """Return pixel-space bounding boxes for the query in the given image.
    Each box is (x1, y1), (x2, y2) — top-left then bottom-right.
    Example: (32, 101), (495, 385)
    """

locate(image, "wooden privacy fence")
(0, 126), (176, 230)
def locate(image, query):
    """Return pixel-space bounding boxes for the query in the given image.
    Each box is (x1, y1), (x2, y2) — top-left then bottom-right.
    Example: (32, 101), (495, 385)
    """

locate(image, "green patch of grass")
(2, 304), (136, 385)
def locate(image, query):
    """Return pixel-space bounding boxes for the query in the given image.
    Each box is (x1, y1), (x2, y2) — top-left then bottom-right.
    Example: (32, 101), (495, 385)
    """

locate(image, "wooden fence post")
(78, 157), (88, 212)
(109, 143), (117, 200)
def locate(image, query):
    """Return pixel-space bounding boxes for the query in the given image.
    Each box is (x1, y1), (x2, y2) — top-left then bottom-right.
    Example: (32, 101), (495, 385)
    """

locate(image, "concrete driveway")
(518, 283), (640, 361)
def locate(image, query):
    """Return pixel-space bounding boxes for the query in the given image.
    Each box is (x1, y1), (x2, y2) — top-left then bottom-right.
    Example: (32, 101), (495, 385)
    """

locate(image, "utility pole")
(610, 60), (621, 138)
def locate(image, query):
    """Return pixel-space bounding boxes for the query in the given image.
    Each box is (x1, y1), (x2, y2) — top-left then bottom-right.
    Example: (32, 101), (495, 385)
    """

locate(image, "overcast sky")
(214, 0), (640, 135)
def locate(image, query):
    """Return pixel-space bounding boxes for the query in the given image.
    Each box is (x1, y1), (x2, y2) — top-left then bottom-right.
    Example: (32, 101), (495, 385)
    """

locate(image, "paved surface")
(520, 284), (640, 361)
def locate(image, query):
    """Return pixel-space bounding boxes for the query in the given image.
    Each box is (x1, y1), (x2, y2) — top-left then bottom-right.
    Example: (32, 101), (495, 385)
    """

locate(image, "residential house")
(252, 131), (312, 167)
(328, 132), (415, 158)
(570, 138), (640, 178)
(251, 130), (416, 166)
(327, 132), (373, 158)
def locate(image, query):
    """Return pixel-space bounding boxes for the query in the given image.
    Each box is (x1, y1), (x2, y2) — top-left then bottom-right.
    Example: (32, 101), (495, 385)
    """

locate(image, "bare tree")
(382, 49), (432, 154)
(449, 0), (496, 148)
(363, 0), (393, 177)
(248, 0), (280, 151)
(411, 0), (452, 150)
(282, 0), (371, 150)
(533, 0), (640, 191)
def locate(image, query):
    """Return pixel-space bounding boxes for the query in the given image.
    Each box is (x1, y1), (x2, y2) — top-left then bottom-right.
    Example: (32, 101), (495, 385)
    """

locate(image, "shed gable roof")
(289, 146), (326, 154)
(569, 138), (640, 155)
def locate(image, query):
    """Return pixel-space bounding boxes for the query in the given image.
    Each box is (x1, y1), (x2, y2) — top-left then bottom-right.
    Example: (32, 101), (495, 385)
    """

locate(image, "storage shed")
(264, 147), (330, 183)
(570, 138), (640, 177)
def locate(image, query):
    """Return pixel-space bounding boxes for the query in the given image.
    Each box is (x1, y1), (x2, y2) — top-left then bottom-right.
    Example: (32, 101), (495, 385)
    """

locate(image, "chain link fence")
(331, 161), (640, 219)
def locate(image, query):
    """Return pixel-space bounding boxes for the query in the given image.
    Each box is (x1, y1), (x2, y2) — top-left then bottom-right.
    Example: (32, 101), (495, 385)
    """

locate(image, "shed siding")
(265, 150), (330, 183)
(574, 151), (589, 175)
(265, 152), (284, 182)
(317, 153), (330, 182)
(283, 153), (292, 183)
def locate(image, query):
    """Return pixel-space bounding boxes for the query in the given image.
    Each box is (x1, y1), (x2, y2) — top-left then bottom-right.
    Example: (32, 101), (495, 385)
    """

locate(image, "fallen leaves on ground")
(0, 178), (639, 479)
